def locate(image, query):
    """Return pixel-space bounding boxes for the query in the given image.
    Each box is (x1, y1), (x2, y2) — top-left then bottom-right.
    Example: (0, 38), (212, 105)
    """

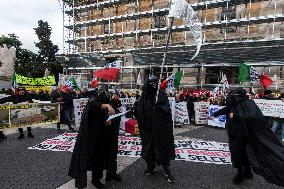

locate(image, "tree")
(34, 20), (62, 80)
(0, 33), (22, 49)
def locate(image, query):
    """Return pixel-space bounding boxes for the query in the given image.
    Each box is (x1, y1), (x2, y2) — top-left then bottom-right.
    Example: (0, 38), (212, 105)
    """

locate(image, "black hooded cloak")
(214, 89), (284, 186)
(135, 80), (175, 164)
(68, 92), (109, 188)
(233, 98), (284, 186)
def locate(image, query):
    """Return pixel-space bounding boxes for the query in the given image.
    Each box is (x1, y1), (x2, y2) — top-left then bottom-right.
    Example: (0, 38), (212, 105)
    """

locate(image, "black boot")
(105, 172), (122, 182)
(233, 167), (244, 185)
(17, 128), (25, 139)
(27, 127), (35, 138)
(0, 131), (7, 140)
(163, 165), (175, 183)
(243, 166), (253, 179)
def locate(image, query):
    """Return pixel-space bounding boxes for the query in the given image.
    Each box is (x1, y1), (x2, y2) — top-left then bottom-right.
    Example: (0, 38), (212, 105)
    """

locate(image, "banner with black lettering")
(174, 102), (189, 125)
(16, 74), (56, 86)
(120, 98), (136, 107)
(254, 99), (284, 118)
(29, 134), (231, 165)
(28, 132), (77, 152)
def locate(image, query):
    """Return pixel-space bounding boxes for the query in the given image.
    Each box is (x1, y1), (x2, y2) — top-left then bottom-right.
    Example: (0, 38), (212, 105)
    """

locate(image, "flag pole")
(156, 17), (174, 103)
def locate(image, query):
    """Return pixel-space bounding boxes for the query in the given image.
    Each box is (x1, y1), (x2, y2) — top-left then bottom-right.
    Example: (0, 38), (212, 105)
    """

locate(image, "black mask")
(97, 89), (110, 103)
(148, 75), (158, 90)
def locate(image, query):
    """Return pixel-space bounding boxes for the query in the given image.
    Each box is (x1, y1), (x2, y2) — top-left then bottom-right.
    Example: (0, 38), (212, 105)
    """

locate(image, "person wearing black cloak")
(212, 88), (284, 186)
(134, 75), (176, 183)
(68, 89), (122, 189)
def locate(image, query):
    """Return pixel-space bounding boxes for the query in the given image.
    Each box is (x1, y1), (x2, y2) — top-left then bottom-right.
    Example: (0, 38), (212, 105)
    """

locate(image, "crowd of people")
(1, 77), (284, 188)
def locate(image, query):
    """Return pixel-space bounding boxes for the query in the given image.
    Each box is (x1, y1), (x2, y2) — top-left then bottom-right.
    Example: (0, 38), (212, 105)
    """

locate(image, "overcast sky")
(0, 0), (63, 53)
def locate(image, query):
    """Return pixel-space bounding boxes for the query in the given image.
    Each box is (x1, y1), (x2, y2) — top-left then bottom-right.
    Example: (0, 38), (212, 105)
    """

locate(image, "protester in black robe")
(212, 88), (284, 186)
(105, 92), (122, 182)
(134, 75), (176, 183)
(69, 89), (121, 189)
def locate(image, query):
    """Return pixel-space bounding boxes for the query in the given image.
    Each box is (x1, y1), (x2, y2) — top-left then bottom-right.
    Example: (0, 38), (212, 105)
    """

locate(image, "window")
(220, 6), (236, 21)
(154, 16), (167, 28)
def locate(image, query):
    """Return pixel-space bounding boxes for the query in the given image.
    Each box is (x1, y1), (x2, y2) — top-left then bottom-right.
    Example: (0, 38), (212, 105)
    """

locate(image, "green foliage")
(34, 20), (62, 81)
(0, 20), (62, 79)
(0, 33), (22, 49)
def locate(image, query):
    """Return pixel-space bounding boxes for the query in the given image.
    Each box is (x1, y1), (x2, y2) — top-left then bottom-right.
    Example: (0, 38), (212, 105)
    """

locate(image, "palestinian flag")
(238, 63), (273, 89)
(95, 60), (121, 81)
(160, 71), (183, 91)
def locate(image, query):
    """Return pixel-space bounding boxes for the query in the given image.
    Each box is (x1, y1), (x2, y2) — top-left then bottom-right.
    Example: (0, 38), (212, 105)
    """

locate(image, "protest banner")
(15, 74), (56, 86)
(194, 102), (210, 124)
(28, 132), (77, 152)
(207, 105), (226, 128)
(73, 98), (89, 127)
(254, 99), (284, 118)
(9, 103), (59, 127)
(0, 105), (10, 129)
(174, 102), (189, 125)
(29, 134), (231, 165)
(21, 86), (53, 93)
(0, 103), (59, 128)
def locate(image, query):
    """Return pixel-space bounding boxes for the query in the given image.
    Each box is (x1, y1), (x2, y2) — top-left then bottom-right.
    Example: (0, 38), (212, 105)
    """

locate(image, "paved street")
(0, 125), (282, 189)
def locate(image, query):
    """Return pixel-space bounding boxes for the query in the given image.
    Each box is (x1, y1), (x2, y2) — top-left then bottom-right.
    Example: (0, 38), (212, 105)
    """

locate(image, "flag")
(11, 72), (17, 92)
(273, 74), (278, 90)
(250, 67), (261, 83)
(90, 78), (99, 88)
(160, 71), (183, 91)
(220, 74), (229, 89)
(238, 63), (250, 82)
(69, 77), (80, 90)
(168, 0), (202, 60)
(260, 75), (273, 89)
(95, 60), (121, 81)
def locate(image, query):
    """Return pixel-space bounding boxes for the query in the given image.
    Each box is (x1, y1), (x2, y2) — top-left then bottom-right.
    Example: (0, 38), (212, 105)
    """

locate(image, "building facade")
(63, 0), (284, 90)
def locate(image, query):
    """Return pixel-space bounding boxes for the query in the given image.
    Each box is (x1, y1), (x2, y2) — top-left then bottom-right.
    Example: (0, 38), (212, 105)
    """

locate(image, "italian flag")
(160, 71), (183, 91)
(238, 63), (273, 89)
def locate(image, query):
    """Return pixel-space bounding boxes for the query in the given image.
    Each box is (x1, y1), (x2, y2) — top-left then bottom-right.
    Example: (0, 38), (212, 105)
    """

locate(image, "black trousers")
(229, 136), (250, 168)
(92, 123), (119, 181)
(145, 143), (170, 171)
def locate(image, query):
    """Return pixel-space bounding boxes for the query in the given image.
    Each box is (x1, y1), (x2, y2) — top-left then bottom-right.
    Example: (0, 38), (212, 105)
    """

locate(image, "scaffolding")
(61, 0), (284, 90)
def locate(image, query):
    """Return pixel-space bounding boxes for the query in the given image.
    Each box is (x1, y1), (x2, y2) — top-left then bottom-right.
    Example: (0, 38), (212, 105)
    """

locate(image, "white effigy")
(0, 44), (16, 79)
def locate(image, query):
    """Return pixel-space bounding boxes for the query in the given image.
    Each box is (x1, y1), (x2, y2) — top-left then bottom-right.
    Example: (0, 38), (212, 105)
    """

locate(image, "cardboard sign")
(208, 105), (226, 128)
(120, 97), (136, 107)
(73, 98), (89, 127)
(194, 102), (210, 125)
(254, 99), (284, 118)
(174, 102), (189, 125)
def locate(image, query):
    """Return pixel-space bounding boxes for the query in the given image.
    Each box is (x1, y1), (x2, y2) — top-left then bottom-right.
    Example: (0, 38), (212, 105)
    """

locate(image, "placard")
(208, 105), (226, 128)
(194, 102), (210, 125)
(73, 98), (89, 127)
(174, 101), (189, 125)
(254, 99), (284, 118)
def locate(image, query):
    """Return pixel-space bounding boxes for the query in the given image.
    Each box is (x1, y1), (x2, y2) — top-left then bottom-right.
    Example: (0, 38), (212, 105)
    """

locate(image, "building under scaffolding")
(61, 0), (284, 90)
